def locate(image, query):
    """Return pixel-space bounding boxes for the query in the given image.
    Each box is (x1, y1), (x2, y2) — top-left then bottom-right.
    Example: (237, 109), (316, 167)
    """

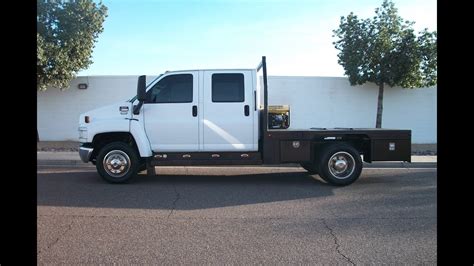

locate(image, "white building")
(37, 75), (436, 143)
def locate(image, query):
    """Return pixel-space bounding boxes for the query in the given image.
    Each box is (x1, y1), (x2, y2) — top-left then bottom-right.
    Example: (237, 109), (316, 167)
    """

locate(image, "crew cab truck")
(78, 56), (411, 186)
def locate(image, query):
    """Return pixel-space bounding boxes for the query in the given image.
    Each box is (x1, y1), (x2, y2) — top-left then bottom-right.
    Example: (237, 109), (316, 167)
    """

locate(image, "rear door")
(202, 70), (255, 151)
(143, 71), (199, 152)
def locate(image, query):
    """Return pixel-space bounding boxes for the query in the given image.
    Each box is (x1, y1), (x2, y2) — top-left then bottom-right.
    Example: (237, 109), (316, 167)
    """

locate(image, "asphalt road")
(37, 165), (437, 264)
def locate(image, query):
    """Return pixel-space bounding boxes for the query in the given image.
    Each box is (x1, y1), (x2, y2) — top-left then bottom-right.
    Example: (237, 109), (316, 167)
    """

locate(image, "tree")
(333, 0), (437, 128)
(37, 0), (108, 91)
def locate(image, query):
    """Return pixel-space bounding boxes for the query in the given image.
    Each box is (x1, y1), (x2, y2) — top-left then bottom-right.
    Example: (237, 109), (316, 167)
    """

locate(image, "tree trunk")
(376, 83), (384, 128)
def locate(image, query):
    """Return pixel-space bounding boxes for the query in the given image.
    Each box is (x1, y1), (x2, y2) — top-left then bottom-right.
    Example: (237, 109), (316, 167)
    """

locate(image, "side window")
(147, 74), (193, 103)
(212, 73), (244, 102)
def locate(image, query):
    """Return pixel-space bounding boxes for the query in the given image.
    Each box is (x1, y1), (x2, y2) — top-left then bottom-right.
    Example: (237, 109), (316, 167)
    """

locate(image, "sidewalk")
(37, 151), (437, 168)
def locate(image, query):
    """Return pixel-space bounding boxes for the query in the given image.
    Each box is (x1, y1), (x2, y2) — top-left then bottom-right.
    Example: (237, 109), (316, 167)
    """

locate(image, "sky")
(78, 0), (437, 77)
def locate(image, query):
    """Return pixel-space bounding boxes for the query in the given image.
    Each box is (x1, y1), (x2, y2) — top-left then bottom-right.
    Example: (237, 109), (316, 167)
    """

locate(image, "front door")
(202, 71), (255, 151)
(143, 72), (199, 152)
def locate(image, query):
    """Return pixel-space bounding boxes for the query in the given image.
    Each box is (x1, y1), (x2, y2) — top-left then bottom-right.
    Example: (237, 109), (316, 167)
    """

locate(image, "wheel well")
(343, 135), (371, 156)
(311, 135), (371, 162)
(90, 132), (139, 161)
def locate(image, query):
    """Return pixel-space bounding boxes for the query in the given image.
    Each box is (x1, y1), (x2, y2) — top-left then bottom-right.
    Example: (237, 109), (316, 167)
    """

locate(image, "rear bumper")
(79, 147), (94, 163)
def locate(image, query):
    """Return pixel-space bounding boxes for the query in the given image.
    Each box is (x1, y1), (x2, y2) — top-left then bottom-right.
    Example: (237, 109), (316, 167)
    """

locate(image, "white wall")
(37, 75), (436, 143)
(268, 77), (436, 143)
(37, 75), (157, 141)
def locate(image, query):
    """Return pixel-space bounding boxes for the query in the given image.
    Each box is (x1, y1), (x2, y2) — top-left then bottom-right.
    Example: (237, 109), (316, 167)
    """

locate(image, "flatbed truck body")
(78, 56), (411, 186)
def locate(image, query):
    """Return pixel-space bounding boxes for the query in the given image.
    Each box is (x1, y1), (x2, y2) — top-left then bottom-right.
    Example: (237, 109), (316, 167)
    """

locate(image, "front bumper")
(79, 146), (94, 163)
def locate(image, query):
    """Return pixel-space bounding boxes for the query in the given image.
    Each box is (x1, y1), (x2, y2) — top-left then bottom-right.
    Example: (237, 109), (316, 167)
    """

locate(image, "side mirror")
(137, 75), (147, 101)
(133, 75), (146, 115)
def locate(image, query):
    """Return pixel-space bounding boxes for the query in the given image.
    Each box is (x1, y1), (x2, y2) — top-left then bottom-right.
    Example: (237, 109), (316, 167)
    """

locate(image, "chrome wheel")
(103, 150), (131, 178)
(327, 151), (355, 179)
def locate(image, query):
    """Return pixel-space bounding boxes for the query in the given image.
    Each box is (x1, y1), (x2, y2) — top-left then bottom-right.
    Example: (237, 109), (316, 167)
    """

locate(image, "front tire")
(96, 142), (140, 183)
(317, 143), (362, 186)
(138, 160), (147, 173)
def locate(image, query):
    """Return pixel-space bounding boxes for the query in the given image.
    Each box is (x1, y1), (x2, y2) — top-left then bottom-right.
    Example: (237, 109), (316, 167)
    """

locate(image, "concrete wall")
(268, 77), (436, 143)
(37, 75), (157, 142)
(37, 75), (436, 143)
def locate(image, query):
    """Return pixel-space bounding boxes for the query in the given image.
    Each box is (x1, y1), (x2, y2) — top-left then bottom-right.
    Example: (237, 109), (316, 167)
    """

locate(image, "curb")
(37, 160), (88, 166)
(363, 162), (436, 168)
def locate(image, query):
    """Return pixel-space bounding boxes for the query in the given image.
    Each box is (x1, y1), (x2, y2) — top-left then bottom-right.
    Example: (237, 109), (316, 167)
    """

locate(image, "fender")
(84, 118), (152, 158)
(84, 118), (130, 142)
(130, 119), (153, 157)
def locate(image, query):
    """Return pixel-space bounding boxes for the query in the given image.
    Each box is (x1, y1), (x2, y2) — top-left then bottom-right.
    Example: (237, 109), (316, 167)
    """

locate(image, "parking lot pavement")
(37, 166), (437, 264)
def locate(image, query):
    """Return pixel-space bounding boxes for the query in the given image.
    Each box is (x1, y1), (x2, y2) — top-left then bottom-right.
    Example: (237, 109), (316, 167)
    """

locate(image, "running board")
(149, 152), (262, 166)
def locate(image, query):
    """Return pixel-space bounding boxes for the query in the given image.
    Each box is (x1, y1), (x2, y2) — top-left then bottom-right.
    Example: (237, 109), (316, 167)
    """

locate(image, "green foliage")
(37, 0), (107, 91)
(333, 0), (436, 128)
(333, 0), (437, 88)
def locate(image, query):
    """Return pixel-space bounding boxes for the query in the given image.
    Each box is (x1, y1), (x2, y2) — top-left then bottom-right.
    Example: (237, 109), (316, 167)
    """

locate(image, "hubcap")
(334, 159), (347, 171)
(328, 151), (355, 179)
(103, 150), (131, 178)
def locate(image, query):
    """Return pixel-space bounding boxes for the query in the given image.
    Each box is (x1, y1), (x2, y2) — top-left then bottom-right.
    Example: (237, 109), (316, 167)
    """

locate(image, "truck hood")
(79, 101), (132, 125)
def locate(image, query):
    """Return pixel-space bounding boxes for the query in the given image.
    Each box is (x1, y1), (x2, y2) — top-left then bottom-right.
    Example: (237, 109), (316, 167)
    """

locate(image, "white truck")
(78, 56), (411, 186)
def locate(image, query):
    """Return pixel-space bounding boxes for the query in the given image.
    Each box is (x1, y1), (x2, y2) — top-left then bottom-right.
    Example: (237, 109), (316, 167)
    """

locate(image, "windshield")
(128, 73), (164, 102)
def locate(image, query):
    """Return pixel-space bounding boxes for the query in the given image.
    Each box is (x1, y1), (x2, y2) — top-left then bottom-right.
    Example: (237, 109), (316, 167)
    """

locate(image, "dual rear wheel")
(300, 143), (363, 186)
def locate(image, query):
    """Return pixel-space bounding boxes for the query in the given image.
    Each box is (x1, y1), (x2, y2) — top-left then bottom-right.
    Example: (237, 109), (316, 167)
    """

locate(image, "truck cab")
(79, 57), (411, 186)
(138, 69), (259, 152)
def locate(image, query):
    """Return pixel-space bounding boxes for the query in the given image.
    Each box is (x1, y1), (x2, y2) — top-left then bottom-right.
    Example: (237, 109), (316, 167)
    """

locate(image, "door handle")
(192, 105), (197, 117)
(244, 105), (249, 116)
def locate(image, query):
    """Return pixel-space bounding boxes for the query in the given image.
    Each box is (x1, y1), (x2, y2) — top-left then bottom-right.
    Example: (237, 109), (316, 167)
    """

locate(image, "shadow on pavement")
(37, 168), (335, 210)
(37, 167), (436, 213)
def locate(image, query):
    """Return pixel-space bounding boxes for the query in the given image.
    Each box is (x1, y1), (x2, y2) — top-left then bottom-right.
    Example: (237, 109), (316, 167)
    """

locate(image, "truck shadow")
(37, 167), (436, 212)
(37, 168), (335, 210)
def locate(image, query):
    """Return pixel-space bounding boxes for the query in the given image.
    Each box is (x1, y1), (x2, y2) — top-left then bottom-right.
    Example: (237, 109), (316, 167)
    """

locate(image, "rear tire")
(96, 142), (140, 183)
(317, 143), (362, 186)
(300, 162), (318, 174)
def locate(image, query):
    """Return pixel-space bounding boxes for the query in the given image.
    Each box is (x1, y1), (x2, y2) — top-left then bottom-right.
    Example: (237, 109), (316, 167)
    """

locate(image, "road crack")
(322, 218), (355, 265)
(167, 183), (181, 219)
(38, 220), (74, 255)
